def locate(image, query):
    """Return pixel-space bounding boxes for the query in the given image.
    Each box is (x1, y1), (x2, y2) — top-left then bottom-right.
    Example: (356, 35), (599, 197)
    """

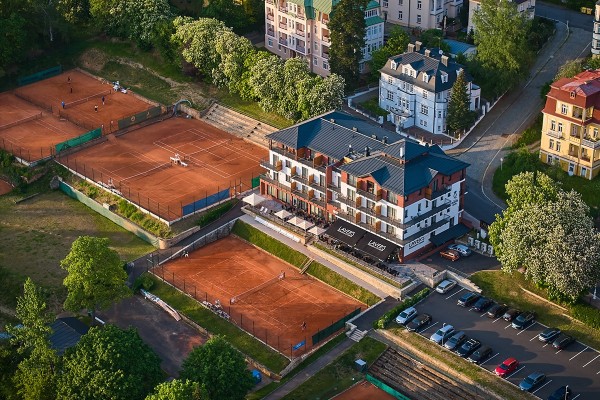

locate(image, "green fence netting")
(312, 307), (361, 346)
(366, 374), (411, 400)
(55, 128), (101, 153)
(17, 66), (62, 86)
(251, 176), (260, 188)
(118, 106), (162, 130)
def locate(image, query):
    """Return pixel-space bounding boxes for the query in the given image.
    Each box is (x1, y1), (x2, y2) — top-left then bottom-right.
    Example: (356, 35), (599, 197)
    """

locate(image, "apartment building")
(540, 69), (600, 179)
(467, 0), (535, 33)
(378, 42), (481, 135)
(593, 1), (600, 57)
(381, 0), (463, 30)
(259, 110), (470, 261)
(265, 0), (384, 77)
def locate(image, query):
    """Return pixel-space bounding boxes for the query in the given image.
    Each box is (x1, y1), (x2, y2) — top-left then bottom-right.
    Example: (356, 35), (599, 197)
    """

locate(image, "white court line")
(445, 288), (465, 299)
(583, 354), (600, 367)
(419, 321), (438, 334)
(506, 365), (525, 379)
(485, 352), (500, 364)
(570, 347), (589, 361)
(532, 380), (552, 394)
(517, 324), (535, 335)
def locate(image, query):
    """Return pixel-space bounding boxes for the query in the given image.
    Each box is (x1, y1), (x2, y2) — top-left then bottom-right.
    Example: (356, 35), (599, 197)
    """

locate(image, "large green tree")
(368, 26), (410, 80)
(61, 236), (131, 321)
(57, 325), (163, 400)
(212, 31), (255, 94)
(145, 379), (204, 400)
(181, 336), (254, 400)
(201, 0), (249, 33)
(328, 0), (367, 87)
(472, 0), (530, 93)
(447, 70), (475, 136)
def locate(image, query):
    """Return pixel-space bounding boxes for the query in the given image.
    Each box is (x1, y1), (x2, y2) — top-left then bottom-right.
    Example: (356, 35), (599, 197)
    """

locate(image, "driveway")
(537, 1), (593, 31)
(99, 295), (206, 377)
(408, 286), (600, 399)
(420, 251), (500, 276)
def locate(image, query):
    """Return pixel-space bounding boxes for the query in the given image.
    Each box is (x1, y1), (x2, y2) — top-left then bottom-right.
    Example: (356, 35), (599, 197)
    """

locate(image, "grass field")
(306, 262), (380, 306)
(471, 270), (600, 349)
(281, 336), (387, 399)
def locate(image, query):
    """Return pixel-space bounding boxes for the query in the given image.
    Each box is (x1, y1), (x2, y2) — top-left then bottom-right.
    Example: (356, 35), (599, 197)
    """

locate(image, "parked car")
(494, 357), (519, 377)
(443, 331), (468, 351)
(440, 249), (460, 261)
(430, 324), (455, 345)
(457, 292), (480, 307)
(548, 385), (573, 400)
(552, 334), (576, 350)
(395, 306), (418, 325)
(467, 346), (493, 364)
(503, 308), (521, 322)
(519, 371), (546, 392)
(512, 311), (536, 329)
(435, 279), (457, 294)
(406, 313), (432, 332)
(456, 338), (481, 358)
(539, 327), (561, 343)
(448, 244), (472, 256)
(487, 303), (509, 319)
(472, 297), (493, 312)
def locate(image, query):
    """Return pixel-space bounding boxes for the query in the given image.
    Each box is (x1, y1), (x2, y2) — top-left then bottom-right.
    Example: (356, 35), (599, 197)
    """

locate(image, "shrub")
(130, 211), (145, 223)
(118, 199), (137, 218)
(373, 288), (431, 329)
(196, 201), (234, 227)
(133, 274), (155, 292)
(511, 114), (542, 149)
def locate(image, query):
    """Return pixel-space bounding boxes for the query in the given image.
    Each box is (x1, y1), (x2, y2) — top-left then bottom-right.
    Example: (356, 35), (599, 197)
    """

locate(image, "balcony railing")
(291, 173), (309, 185)
(398, 217), (450, 245)
(568, 150), (579, 157)
(260, 174), (291, 192)
(267, 14), (274, 21)
(358, 205), (378, 217)
(279, 22), (288, 29)
(328, 183), (341, 193)
(309, 180), (326, 192)
(296, 45), (306, 54)
(266, 0), (274, 4)
(395, 201), (450, 229)
(311, 197), (326, 208)
(271, 146), (296, 159)
(357, 188), (381, 201)
(336, 195), (356, 208)
(266, 29), (275, 37)
(582, 137), (600, 149)
(322, 36), (330, 43)
(322, 52), (329, 60)
(279, 38), (288, 45)
(259, 159), (276, 170)
(581, 154), (591, 162)
(425, 185), (452, 201)
(292, 189), (310, 200)
(546, 130), (563, 139)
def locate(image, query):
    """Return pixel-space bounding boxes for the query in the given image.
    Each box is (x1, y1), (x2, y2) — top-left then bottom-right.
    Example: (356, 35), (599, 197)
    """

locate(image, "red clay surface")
(0, 179), (12, 195)
(332, 381), (397, 400)
(0, 92), (85, 162)
(58, 117), (267, 221)
(15, 69), (152, 133)
(157, 235), (365, 356)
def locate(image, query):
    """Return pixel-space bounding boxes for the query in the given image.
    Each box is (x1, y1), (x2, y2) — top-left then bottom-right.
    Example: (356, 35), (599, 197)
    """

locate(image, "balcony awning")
(325, 219), (366, 247)
(430, 223), (471, 247)
(354, 232), (398, 261)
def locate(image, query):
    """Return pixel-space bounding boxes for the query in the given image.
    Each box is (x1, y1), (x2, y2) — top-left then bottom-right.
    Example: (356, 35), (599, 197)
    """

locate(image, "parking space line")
(486, 352), (500, 363)
(572, 395), (581, 400)
(506, 365), (525, 379)
(583, 354), (600, 367)
(493, 316), (503, 323)
(516, 324), (534, 335)
(419, 321), (438, 334)
(532, 379), (552, 394)
(543, 343), (549, 347)
(555, 349), (562, 355)
(504, 323), (512, 329)
(530, 334), (539, 341)
(570, 347), (588, 361)
(480, 313), (487, 317)
(445, 288), (465, 299)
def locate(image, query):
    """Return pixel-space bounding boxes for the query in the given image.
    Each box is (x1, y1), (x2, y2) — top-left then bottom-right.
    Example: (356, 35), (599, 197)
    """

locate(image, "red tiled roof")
(545, 69), (600, 111)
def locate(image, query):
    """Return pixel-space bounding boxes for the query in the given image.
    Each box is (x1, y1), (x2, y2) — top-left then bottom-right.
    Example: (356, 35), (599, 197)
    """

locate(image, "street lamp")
(500, 157), (504, 170)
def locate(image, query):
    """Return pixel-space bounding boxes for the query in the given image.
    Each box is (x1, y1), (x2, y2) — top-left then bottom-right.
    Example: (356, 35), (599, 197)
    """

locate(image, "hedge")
(373, 288), (431, 329)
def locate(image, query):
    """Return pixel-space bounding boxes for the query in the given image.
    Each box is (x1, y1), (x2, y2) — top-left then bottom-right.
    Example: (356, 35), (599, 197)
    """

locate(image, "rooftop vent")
(383, 136), (388, 144)
(365, 146), (370, 157)
(424, 49), (431, 57)
(348, 144), (353, 154)
(415, 41), (422, 52)
(330, 118), (335, 123)
(352, 127), (358, 132)
(441, 55), (449, 67)
(371, 134), (377, 139)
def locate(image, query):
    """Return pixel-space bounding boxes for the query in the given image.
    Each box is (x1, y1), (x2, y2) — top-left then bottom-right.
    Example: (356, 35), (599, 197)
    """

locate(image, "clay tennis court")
(0, 92), (85, 162)
(158, 235), (364, 356)
(332, 381), (397, 400)
(15, 69), (153, 133)
(58, 117), (267, 221)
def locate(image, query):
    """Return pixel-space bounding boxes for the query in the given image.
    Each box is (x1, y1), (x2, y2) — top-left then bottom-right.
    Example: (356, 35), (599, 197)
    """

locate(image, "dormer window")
(570, 91), (576, 99)
(391, 61), (397, 70)
(404, 67), (408, 75)
(441, 73), (448, 83)
(422, 73), (428, 82)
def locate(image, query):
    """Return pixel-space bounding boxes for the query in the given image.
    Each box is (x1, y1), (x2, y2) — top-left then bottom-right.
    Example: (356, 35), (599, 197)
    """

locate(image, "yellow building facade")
(540, 70), (600, 179)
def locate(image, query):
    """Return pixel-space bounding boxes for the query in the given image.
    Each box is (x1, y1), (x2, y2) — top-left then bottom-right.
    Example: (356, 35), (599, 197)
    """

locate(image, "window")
(398, 11), (403, 20)
(417, 15), (421, 24)
(323, 61), (329, 70)
(418, 203), (422, 212)
(420, 104), (428, 115)
(549, 139), (554, 149)
(386, 224), (395, 234)
(285, 160), (291, 167)
(441, 73), (448, 83)
(557, 122), (563, 132)
(399, 0), (403, 4)
(561, 104), (568, 114)
(423, 91), (428, 99)
(422, 74), (428, 82)
(383, 0), (388, 7)
(387, 76), (393, 84)
(347, 174), (357, 186)
(437, 110), (442, 118)
(581, 167), (588, 178)
(556, 141), (561, 152)
(417, 0), (422, 9)
(387, 90), (394, 101)
(313, 56), (317, 66)
(550, 120), (556, 131)
(268, 38), (273, 47)
(595, 127), (599, 138)
(285, 174), (291, 182)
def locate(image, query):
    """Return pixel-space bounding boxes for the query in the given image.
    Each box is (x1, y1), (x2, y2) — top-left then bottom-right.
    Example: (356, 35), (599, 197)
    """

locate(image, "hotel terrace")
(259, 111), (470, 262)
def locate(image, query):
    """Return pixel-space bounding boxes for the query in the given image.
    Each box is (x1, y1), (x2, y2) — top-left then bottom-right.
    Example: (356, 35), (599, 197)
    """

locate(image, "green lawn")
(281, 336), (387, 400)
(471, 270), (600, 349)
(306, 262), (380, 306)
(215, 89), (293, 129)
(146, 274), (289, 373)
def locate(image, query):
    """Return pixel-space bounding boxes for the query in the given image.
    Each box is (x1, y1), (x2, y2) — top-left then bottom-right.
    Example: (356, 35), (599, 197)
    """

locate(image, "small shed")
(252, 369), (262, 384)
(355, 359), (367, 372)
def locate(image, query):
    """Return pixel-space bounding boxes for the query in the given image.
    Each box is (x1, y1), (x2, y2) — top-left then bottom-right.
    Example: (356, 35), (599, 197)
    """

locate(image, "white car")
(448, 244), (472, 257)
(435, 279), (457, 294)
(395, 306), (417, 325)
(430, 324), (455, 345)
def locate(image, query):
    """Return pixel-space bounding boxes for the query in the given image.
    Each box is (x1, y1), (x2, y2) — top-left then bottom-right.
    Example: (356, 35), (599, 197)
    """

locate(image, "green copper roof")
(366, 0), (380, 10)
(286, 0), (379, 20)
(365, 15), (384, 26)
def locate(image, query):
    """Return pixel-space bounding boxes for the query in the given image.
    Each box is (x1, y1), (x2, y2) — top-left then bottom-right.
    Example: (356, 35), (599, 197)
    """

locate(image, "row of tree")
(489, 170), (600, 303)
(2, 236), (255, 400)
(172, 17), (345, 121)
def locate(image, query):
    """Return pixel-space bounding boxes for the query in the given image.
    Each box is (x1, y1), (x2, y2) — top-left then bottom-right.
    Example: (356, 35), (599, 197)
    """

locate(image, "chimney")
(330, 118), (335, 123)
(407, 43), (415, 53)
(383, 136), (388, 144)
(352, 126), (358, 132)
(424, 49), (431, 57)
(415, 41), (422, 52)
(365, 146), (370, 157)
(371, 134), (377, 139)
(441, 55), (449, 67)
(348, 144), (353, 154)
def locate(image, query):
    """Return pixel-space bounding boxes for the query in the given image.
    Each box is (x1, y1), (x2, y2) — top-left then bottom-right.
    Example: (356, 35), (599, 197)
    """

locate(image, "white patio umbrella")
(296, 219), (315, 230)
(274, 209), (292, 220)
(287, 216), (302, 226)
(308, 226), (326, 235)
(242, 193), (266, 206)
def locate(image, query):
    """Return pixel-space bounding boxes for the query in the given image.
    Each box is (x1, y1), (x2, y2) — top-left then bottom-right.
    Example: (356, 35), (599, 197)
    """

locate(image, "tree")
(61, 236), (131, 321)
(201, 0), (249, 34)
(56, 0), (90, 24)
(472, 0), (530, 94)
(447, 70), (475, 136)
(418, 29), (450, 53)
(280, 57), (312, 120)
(181, 336), (254, 400)
(328, 0), (367, 87)
(0, 13), (28, 74)
(301, 74), (346, 119)
(248, 54), (286, 113)
(212, 31), (255, 94)
(238, 50), (272, 101)
(368, 26), (410, 80)
(57, 325), (163, 400)
(145, 379), (204, 400)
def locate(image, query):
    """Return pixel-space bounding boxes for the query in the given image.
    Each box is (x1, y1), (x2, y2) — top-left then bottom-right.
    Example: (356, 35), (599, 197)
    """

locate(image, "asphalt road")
(409, 286), (600, 400)
(420, 251), (500, 276)
(536, 1), (594, 31)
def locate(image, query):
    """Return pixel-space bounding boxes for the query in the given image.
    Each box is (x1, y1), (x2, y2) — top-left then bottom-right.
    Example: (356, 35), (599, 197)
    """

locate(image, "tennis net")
(64, 90), (111, 109)
(120, 162), (172, 183)
(230, 271), (285, 305)
(0, 112), (43, 132)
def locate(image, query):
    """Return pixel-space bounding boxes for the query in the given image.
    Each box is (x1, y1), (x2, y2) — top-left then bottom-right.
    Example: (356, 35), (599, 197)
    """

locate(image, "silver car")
(430, 324), (455, 345)
(395, 306), (417, 325)
(448, 244), (472, 257)
(436, 279), (457, 294)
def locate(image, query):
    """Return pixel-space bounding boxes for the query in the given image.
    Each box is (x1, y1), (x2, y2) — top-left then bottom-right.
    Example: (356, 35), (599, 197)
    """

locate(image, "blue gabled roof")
(443, 39), (476, 56)
(49, 317), (89, 355)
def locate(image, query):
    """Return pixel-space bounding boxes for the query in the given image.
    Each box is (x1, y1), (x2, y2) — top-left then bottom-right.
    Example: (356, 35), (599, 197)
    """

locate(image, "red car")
(494, 357), (519, 378)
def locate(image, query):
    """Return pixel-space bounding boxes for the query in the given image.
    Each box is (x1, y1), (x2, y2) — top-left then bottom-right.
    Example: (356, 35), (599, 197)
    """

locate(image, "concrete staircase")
(202, 103), (278, 148)
(347, 328), (368, 342)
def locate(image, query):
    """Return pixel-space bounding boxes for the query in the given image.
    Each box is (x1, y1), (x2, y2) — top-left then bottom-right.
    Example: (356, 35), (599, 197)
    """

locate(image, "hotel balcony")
(279, 37), (288, 45)
(291, 172), (309, 185)
(322, 52), (329, 60)
(424, 185), (452, 201)
(581, 154), (591, 162)
(271, 146), (296, 159)
(267, 29), (275, 37)
(582, 137), (600, 149)
(336, 195), (357, 208)
(311, 197), (326, 208)
(296, 28), (306, 36)
(322, 36), (330, 43)
(296, 45), (306, 54)
(328, 183), (341, 193)
(394, 201), (450, 229)
(279, 22), (288, 29)
(357, 187), (381, 201)
(546, 130), (563, 139)
(260, 158), (282, 171)
(267, 14), (274, 21)
(568, 150), (580, 158)
(398, 217), (450, 246)
(260, 174), (291, 191)
(309, 180), (326, 192)
(358, 205), (378, 217)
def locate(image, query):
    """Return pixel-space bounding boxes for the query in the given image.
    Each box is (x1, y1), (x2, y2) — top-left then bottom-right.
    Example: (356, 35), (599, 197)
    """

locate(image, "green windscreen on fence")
(312, 307), (361, 346)
(55, 128), (101, 153)
(17, 66), (62, 86)
(251, 176), (260, 188)
(118, 106), (162, 130)
(366, 374), (411, 400)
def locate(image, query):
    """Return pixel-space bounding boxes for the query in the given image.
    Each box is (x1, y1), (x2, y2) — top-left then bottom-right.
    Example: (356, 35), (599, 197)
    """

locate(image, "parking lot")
(421, 251), (500, 276)
(408, 285), (600, 399)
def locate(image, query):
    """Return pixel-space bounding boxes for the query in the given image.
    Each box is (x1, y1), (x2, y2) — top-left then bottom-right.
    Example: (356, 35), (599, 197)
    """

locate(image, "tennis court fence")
(17, 65), (62, 86)
(0, 137), (53, 164)
(0, 112), (43, 132)
(13, 91), (53, 112)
